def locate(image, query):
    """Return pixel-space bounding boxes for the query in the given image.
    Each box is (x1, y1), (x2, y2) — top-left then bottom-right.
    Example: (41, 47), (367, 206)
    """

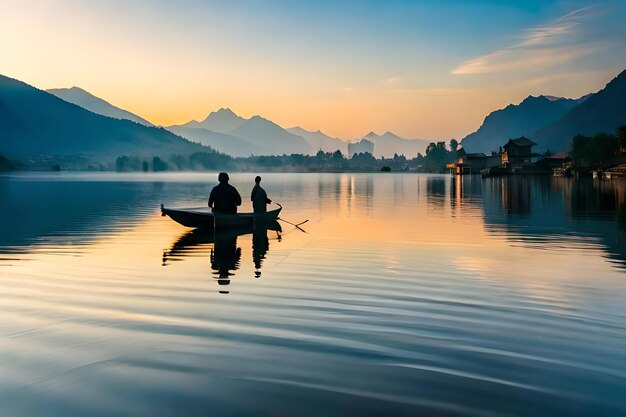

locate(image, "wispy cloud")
(383, 76), (402, 84)
(452, 6), (601, 75)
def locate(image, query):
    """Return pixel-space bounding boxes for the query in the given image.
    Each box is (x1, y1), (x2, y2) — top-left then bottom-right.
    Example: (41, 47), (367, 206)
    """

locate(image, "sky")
(1, 0), (625, 140)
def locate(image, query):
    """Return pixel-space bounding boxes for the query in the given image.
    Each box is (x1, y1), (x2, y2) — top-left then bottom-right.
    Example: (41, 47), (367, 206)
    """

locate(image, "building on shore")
(502, 137), (539, 172)
(348, 139), (374, 158)
(453, 148), (502, 175)
(453, 136), (544, 176)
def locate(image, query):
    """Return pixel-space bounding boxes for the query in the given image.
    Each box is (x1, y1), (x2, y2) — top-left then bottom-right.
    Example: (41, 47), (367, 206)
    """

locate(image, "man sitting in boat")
(209, 172), (242, 214)
(251, 175), (272, 213)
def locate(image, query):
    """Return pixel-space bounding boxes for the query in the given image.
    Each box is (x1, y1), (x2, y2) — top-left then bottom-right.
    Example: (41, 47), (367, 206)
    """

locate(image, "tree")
(571, 134), (588, 165)
(153, 156), (168, 172)
(570, 133), (617, 168)
(332, 150), (344, 161)
(0, 154), (17, 172)
(423, 141), (449, 172)
(449, 139), (459, 153)
(618, 125), (626, 153)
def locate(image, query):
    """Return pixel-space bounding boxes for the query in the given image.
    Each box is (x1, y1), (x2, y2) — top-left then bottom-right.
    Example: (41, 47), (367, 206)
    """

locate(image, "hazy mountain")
(230, 116), (312, 155)
(286, 126), (347, 154)
(533, 69), (626, 151)
(361, 131), (430, 158)
(166, 125), (260, 157)
(0, 75), (205, 162)
(182, 108), (247, 133)
(47, 86), (154, 127)
(460, 95), (583, 153)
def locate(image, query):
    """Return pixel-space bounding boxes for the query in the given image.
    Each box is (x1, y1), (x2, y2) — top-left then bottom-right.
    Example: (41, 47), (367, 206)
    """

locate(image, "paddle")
(274, 202), (308, 232)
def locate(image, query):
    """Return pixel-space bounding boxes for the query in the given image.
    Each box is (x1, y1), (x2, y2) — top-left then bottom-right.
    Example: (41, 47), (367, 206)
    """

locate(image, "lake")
(1, 172), (625, 417)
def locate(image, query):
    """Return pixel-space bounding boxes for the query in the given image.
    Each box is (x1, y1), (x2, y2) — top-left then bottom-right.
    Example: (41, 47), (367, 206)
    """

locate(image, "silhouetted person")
(251, 175), (272, 213)
(209, 172), (242, 214)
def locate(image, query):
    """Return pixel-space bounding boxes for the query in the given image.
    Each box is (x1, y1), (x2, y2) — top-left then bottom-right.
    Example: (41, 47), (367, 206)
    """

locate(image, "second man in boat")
(251, 175), (272, 213)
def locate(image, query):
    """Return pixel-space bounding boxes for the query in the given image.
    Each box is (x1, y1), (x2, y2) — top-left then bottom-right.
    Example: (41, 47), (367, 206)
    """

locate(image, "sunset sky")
(1, 0), (625, 140)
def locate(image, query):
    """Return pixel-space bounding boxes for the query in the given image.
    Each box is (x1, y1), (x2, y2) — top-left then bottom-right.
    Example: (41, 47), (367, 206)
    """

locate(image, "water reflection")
(163, 221), (282, 292)
(253, 222), (281, 275)
(1, 173), (626, 417)
(501, 176), (531, 215)
(480, 177), (626, 268)
(0, 175), (161, 252)
(211, 230), (241, 292)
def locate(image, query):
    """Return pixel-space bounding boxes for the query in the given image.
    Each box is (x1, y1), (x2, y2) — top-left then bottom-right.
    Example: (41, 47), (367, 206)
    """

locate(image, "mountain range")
(2, 68), (625, 164)
(181, 107), (246, 133)
(168, 109), (431, 157)
(533, 69), (626, 151)
(461, 69), (626, 153)
(460, 95), (584, 153)
(0, 75), (204, 163)
(286, 127), (347, 154)
(360, 131), (431, 158)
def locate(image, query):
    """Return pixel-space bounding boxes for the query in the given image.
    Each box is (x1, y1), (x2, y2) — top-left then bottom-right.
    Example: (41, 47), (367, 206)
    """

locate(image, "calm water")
(1, 172), (625, 417)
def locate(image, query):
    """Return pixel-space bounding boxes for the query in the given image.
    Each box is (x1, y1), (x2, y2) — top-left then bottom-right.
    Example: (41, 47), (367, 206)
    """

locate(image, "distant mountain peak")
(542, 95), (565, 102)
(46, 86), (154, 127)
(231, 114), (312, 155)
(214, 107), (237, 116)
(459, 93), (581, 153)
(247, 115), (273, 124)
(533, 67), (626, 151)
(382, 131), (402, 139)
(184, 107), (246, 133)
(67, 86), (88, 93)
(201, 107), (240, 122)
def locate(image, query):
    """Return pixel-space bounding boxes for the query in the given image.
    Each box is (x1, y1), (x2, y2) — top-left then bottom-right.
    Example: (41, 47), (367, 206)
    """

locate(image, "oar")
(278, 217), (309, 232)
(274, 202), (308, 232)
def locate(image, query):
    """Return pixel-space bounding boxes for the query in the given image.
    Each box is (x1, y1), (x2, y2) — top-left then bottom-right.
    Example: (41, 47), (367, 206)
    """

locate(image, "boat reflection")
(163, 221), (282, 293)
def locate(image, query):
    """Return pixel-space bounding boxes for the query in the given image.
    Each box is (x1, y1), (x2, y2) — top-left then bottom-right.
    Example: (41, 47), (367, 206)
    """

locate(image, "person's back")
(209, 173), (242, 214)
(251, 176), (271, 213)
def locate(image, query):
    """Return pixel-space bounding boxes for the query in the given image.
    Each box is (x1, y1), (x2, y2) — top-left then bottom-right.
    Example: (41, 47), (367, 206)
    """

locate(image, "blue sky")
(1, 0), (624, 139)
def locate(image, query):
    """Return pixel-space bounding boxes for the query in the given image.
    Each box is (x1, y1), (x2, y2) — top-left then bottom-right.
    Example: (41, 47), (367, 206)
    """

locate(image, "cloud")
(452, 6), (602, 75)
(383, 76), (402, 84)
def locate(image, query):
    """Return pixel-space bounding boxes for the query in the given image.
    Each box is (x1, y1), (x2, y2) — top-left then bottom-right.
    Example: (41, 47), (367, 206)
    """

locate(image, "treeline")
(9, 127), (623, 173)
(113, 143), (460, 173)
(571, 126), (626, 168)
(114, 152), (229, 172)
(2, 140), (462, 173)
(415, 139), (458, 172)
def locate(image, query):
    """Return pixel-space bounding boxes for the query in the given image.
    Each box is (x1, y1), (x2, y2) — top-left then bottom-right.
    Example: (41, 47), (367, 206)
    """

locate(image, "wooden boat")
(161, 204), (282, 228)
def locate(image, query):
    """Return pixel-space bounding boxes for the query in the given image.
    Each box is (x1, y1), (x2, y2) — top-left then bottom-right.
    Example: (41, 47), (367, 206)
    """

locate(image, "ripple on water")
(1, 173), (625, 416)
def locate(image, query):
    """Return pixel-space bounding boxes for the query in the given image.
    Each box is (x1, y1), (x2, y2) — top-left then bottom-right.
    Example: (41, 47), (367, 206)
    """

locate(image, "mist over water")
(1, 172), (625, 417)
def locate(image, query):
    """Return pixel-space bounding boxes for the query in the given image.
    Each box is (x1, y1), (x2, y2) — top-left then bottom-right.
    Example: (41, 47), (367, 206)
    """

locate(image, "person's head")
(218, 172), (229, 183)
(255, 175), (261, 184)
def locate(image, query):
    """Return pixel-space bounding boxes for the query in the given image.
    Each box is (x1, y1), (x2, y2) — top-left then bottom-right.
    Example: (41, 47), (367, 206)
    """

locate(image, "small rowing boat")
(161, 204), (282, 228)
